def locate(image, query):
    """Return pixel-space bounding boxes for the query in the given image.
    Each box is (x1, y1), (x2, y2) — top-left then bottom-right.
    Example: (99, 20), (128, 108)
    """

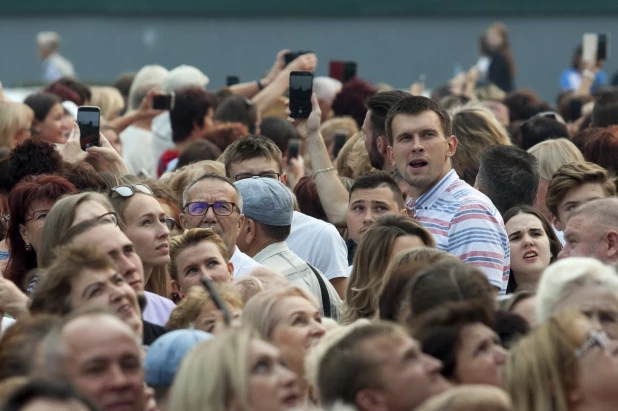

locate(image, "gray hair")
(182, 173), (243, 211)
(37, 31), (60, 51)
(162, 65), (210, 92)
(568, 197), (618, 230)
(127, 65), (169, 111)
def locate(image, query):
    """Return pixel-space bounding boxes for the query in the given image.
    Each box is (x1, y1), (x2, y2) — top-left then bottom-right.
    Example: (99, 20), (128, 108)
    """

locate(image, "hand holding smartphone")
(77, 106), (100, 151)
(152, 92), (175, 111)
(287, 138), (300, 165)
(289, 71), (313, 119)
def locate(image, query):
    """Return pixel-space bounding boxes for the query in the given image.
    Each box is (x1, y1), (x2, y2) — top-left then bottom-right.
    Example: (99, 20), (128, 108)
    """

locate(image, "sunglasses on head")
(110, 184), (153, 198)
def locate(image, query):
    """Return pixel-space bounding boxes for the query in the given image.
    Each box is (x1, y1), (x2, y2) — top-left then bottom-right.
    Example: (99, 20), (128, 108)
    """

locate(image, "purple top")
(143, 291), (176, 327)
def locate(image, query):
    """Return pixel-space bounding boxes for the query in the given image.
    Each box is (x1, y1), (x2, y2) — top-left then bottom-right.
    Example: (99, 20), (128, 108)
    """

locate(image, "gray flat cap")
(234, 177), (293, 226)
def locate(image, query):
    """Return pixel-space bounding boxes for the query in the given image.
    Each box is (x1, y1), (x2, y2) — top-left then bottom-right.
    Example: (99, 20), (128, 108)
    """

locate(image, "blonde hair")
(166, 285), (243, 330)
(336, 132), (374, 179)
(536, 257), (618, 322)
(169, 328), (256, 411)
(91, 86), (125, 121)
(450, 105), (511, 184)
(504, 311), (589, 411)
(319, 116), (358, 148)
(0, 101), (34, 148)
(241, 286), (319, 340)
(527, 138), (584, 181)
(415, 385), (512, 411)
(168, 228), (229, 282)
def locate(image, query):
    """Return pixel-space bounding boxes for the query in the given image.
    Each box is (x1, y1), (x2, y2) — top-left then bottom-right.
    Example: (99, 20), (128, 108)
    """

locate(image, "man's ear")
(171, 279), (182, 296)
(179, 213), (188, 230)
(551, 214), (563, 232)
(376, 135), (387, 153)
(355, 388), (387, 411)
(386, 145), (396, 167)
(281, 172), (288, 185)
(244, 219), (256, 245)
(446, 135), (458, 157)
(236, 213), (245, 236)
(606, 231), (618, 260)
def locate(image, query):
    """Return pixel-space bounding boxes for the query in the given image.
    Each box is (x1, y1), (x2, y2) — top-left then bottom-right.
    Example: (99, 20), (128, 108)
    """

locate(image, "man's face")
(387, 111), (457, 196)
(72, 225), (145, 293)
(179, 178), (244, 257)
(359, 332), (450, 411)
(554, 182), (608, 229)
(63, 315), (145, 411)
(226, 156), (286, 185)
(347, 186), (402, 244)
(362, 111), (385, 170)
(559, 214), (608, 261)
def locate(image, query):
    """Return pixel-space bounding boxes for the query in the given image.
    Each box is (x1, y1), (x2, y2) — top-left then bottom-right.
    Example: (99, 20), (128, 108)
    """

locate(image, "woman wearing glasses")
(505, 311), (618, 411)
(109, 184), (176, 325)
(2, 175), (77, 319)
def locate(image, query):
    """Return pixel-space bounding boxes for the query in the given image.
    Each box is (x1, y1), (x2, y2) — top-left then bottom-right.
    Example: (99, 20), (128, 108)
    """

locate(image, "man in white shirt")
(235, 177), (342, 319)
(179, 173), (263, 278)
(37, 31), (76, 82)
(224, 135), (348, 297)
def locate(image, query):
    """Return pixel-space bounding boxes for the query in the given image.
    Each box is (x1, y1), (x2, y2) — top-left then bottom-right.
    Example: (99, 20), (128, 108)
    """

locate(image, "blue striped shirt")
(407, 170), (510, 293)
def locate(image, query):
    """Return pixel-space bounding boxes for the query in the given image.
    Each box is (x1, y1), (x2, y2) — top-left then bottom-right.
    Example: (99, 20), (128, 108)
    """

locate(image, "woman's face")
(270, 296), (326, 377)
(61, 113), (74, 141)
(573, 319), (618, 408)
(174, 241), (234, 296)
(18, 198), (55, 252)
(246, 338), (301, 411)
(194, 300), (242, 333)
(122, 194), (170, 269)
(70, 267), (143, 335)
(506, 212), (552, 288)
(553, 285), (618, 339)
(34, 103), (66, 144)
(453, 323), (507, 387)
(485, 27), (504, 50)
(73, 200), (113, 226)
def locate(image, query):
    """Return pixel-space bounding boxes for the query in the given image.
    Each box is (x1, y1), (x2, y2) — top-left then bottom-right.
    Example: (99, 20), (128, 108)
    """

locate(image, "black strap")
(307, 263), (331, 318)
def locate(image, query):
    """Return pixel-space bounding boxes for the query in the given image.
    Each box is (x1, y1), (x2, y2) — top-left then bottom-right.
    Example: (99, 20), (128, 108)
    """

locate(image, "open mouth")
(523, 251), (538, 260)
(409, 159), (428, 169)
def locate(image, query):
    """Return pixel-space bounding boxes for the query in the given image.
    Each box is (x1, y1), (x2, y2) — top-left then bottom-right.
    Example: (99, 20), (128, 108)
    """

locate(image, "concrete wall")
(1, 16), (617, 102)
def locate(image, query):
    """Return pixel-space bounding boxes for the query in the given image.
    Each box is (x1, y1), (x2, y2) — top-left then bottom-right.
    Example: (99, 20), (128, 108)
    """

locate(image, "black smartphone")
(226, 75), (240, 87)
(343, 61), (357, 83)
(284, 50), (311, 66)
(333, 131), (347, 158)
(597, 33), (610, 61)
(201, 277), (231, 325)
(152, 93), (174, 110)
(289, 71), (313, 119)
(77, 106), (100, 151)
(287, 138), (300, 165)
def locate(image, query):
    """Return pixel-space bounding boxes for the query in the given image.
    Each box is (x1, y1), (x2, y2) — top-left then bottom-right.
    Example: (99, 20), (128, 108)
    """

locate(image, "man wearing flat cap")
(235, 177), (342, 319)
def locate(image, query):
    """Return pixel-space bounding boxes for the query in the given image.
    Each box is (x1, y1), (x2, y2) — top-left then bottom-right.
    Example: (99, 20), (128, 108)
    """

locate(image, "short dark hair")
(214, 95), (257, 132)
(592, 89), (618, 127)
(176, 140), (222, 169)
(23, 92), (61, 122)
(365, 90), (410, 139)
(385, 96), (452, 145)
(476, 145), (540, 216)
(520, 116), (569, 150)
(1, 379), (98, 411)
(349, 171), (404, 210)
(412, 300), (494, 379)
(494, 310), (530, 349)
(8, 139), (65, 183)
(113, 72), (136, 98)
(45, 78), (91, 106)
(257, 223), (292, 242)
(224, 135), (283, 176)
(259, 117), (301, 155)
(170, 87), (215, 144)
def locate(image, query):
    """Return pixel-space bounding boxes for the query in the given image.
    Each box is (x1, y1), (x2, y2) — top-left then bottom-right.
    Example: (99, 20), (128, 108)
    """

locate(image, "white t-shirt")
(231, 246), (263, 278)
(120, 125), (156, 177)
(1, 316), (15, 337)
(151, 112), (174, 163)
(286, 211), (349, 280)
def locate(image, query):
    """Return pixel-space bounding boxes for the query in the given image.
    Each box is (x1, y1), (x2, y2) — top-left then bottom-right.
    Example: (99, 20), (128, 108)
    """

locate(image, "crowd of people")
(1, 21), (618, 411)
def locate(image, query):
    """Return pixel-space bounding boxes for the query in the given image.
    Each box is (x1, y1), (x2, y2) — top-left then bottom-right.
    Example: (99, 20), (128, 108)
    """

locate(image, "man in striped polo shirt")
(385, 96), (509, 293)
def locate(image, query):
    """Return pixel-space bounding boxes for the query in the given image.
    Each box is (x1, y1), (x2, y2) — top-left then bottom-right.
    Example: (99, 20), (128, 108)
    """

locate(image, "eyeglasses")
(97, 211), (119, 226)
(575, 330), (611, 359)
(24, 209), (50, 223)
(233, 172), (281, 181)
(184, 201), (237, 216)
(165, 217), (178, 231)
(110, 184), (153, 198)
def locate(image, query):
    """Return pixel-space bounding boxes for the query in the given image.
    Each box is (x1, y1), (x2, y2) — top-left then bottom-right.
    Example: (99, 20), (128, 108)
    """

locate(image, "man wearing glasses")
(179, 173), (263, 278)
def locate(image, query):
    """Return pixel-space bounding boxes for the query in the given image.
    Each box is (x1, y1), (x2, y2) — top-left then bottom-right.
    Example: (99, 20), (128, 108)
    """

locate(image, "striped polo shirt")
(406, 169), (510, 293)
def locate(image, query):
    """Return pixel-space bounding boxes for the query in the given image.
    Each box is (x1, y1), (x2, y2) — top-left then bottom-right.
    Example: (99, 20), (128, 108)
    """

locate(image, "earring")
(24, 243), (32, 251)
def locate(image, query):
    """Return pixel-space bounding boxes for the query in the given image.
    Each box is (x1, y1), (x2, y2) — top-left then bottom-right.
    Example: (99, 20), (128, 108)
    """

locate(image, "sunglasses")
(110, 184), (153, 198)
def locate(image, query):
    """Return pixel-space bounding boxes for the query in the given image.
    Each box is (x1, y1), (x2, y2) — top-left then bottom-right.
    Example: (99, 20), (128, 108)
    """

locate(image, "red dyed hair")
(579, 126), (618, 174)
(5, 175), (77, 290)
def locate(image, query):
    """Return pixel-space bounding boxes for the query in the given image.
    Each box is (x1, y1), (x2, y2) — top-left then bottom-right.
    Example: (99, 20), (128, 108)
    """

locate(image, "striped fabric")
(406, 169), (510, 293)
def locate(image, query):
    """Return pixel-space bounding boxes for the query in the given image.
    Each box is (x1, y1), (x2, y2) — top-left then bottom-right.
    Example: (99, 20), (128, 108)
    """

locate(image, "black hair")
(520, 116), (569, 150)
(494, 310), (530, 349)
(1, 379), (98, 411)
(213, 95), (257, 133)
(176, 140), (222, 169)
(476, 145), (540, 216)
(365, 90), (410, 138)
(170, 87), (215, 144)
(23, 92), (61, 122)
(259, 117), (301, 155)
(592, 89), (618, 128)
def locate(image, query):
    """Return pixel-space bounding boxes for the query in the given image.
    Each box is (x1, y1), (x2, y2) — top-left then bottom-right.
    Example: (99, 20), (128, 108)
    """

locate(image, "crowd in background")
(1, 21), (618, 411)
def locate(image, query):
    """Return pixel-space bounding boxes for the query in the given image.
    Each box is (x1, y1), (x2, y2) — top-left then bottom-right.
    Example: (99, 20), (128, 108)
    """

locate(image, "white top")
(253, 242), (342, 320)
(1, 316), (15, 337)
(151, 112), (175, 164)
(142, 291), (176, 327)
(286, 211), (349, 280)
(42, 53), (76, 82)
(120, 125), (156, 177)
(231, 246), (263, 278)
